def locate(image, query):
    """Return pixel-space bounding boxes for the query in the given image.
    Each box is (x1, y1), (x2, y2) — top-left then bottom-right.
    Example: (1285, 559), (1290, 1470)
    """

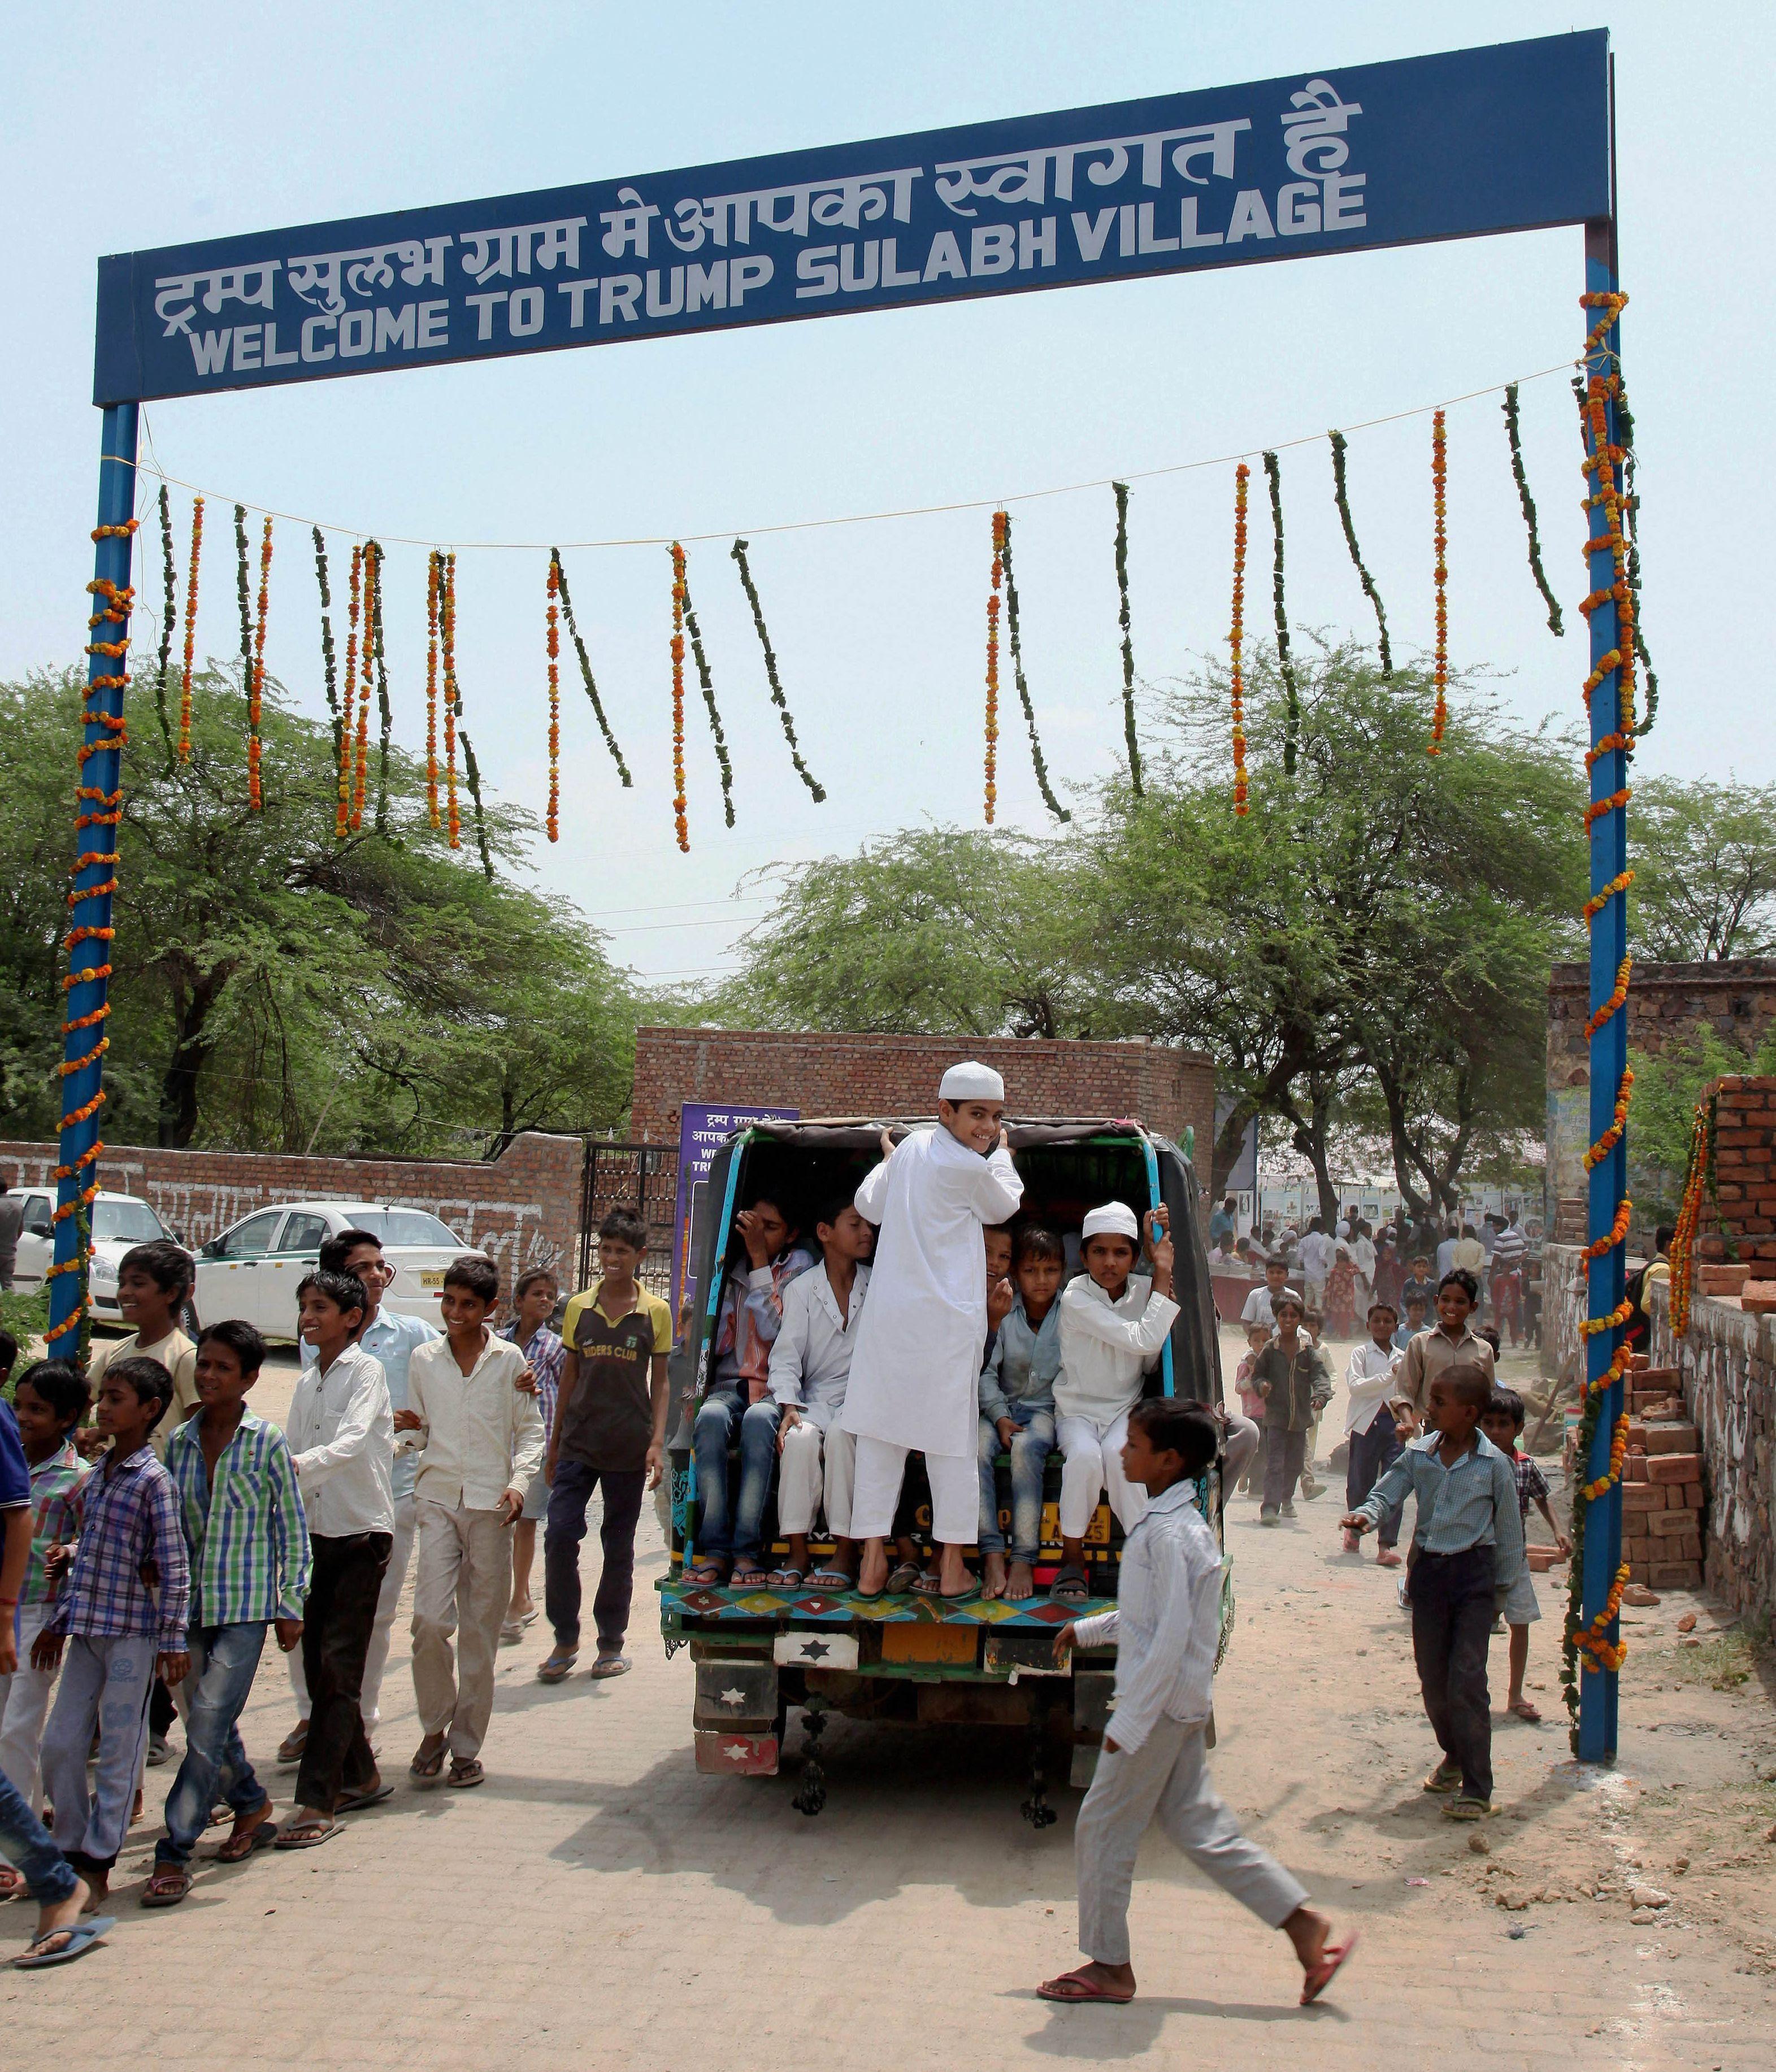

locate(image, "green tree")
(1627, 776), (1776, 961)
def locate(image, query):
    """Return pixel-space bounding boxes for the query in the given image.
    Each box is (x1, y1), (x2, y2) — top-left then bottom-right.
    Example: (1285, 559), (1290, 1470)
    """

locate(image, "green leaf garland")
(1328, 431), (1391, 675)
(366, 538), (393, 836)
(730, 537), (825, 801)
(313, 526), (340, 761)
(1262, 451), (1299, 775)
(678, 555), (735, 828)
(1503, 383), (1565, 637)
(1111, 481), (1143, 797)
(998, 512), (1069, 822)
(233, 502), (253, 709)
(458, 727), (496, 881)
(551, 551), (633, 787)
(153, 485), (177, 769)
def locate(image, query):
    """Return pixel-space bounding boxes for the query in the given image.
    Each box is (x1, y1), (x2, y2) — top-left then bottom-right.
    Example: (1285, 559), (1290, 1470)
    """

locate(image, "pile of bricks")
(1620, 1357), (1704, 1589)
(1697, 1077), (1776, 1271)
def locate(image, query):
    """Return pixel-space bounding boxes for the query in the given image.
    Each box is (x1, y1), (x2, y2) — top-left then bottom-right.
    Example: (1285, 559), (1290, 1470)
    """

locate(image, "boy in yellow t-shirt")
(85, 1240), (199, 1461)
(536, 1210), (672, 1684)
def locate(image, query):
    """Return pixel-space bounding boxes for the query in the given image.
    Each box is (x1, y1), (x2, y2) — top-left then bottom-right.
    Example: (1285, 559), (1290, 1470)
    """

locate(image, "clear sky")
(5, 3), (1768, 988)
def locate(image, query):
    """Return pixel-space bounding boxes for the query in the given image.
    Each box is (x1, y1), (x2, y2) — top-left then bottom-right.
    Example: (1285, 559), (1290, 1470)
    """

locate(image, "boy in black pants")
(1343, 1363), (1524, 1820)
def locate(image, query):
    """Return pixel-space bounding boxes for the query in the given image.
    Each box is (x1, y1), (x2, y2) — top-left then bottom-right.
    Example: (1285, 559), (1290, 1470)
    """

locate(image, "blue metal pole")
(47, 404), (139, 1360)
(1578, 219), (1626, 1761)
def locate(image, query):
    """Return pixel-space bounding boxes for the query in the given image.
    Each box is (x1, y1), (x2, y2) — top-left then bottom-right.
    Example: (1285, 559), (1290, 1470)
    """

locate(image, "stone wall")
(0, 1132), (584, 1283)
(630, 1027), (1215, 1186)
(1545, 959), (1776, 1241)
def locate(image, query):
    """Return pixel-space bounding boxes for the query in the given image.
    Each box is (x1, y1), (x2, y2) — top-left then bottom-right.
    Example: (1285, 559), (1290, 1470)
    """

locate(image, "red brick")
(1625, 1454), (1648, 1483)
(1683, 1483), (1705, 1509)
(1647, 1454), (1701, 1483)
(1622, 1484), (1660, 1513)
(1649, 1560), (1703, 1589)
(1647, 1508), (1696, 1536)
(1645, 1424), (1700, 1455)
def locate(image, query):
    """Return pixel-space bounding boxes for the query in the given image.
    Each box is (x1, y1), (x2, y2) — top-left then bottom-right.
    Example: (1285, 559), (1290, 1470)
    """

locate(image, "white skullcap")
(1081, 1201), (1141, 1242)
(939, 1059), (1005, 1102)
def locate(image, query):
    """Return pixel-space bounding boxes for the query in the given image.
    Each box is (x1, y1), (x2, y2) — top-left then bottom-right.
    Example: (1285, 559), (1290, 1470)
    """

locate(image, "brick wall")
(1693, 1075), (1776, 1269)
(629, 1026), (1215, 1182)
(0, 1132), (584, 1284)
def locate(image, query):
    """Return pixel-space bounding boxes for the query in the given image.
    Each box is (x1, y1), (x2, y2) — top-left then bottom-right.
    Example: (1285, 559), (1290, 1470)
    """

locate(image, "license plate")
(420, 1270), (445, 1289)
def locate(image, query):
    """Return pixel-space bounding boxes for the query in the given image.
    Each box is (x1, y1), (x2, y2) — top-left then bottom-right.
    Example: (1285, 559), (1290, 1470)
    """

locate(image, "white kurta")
(839, 1126), (1023, 1459)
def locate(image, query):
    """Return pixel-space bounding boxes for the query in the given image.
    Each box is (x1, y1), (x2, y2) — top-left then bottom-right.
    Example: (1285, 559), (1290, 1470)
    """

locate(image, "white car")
(191, 1199), (487, 1339)
(10, 1188), (179, 1322)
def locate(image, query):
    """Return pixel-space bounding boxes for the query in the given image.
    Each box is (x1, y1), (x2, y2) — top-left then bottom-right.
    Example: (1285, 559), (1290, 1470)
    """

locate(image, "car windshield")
(91, 1198), (169, 1244)
(350, 1209), (466, 1248)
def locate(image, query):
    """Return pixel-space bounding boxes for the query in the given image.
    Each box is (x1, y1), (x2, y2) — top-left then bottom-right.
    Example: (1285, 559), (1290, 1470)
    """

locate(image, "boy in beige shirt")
(85, 1240), (198, 1459)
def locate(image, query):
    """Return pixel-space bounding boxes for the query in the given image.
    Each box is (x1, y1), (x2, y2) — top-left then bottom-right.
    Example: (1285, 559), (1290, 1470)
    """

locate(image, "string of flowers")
(997, 510), (1069, 821)
(248, 516), (272, 813)
(233, 505), (253, 793)
(153, 485), (177, 768)
(1228, 463), (1250, 816)
(312, 527), (340, 761)
(354, 541), (378, 831)
(367, 538), (392, 836)
(441, 551), (461, 850)
(544, 554), (562, 841)
(730, 537), (825, 801)
(459, 726), (495, 880)
(1666, 1096), (1713, 1340)
(1262, 451), (1299, 774)
(178, 494), (203, 764)
(337, 544), (362, 839)
(1502, 383), (1564, 636)
(425, 551), (442, 829)
(677, 548), (736, 829)
(1328, 430), (1391, 675)
(1583, 1066), (1634, 1173)
(1428, 411), (1449, 754)
(1111, 481), (1143, 797)
(669, 545), (689, 851)
(550, 552), (633, 787)
(984, 512), (1003, 824)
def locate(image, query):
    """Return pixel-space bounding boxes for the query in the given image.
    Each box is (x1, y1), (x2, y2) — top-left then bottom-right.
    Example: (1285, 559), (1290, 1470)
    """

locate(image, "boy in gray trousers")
(1039, 1398), (1354, 2008)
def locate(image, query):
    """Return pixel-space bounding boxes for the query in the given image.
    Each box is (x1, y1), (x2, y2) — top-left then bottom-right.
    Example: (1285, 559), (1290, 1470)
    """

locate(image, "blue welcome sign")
(94, 31), (1609, 404)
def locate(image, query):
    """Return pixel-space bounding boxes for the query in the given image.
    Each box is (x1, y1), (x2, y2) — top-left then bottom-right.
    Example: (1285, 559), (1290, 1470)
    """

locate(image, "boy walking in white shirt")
(1050, 1202), (1179, 1604)
(1041, 1399), (1352, 2008)
(1341, 1301), (1406, 1567)
(766, 1194), (874, 1589)
(401, 1257), (543, 1789)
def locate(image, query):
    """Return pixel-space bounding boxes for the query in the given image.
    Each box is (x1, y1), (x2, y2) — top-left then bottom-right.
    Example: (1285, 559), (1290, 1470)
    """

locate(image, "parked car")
(10, 1188), (179, 1323)
(192, 1200), (487, 1339)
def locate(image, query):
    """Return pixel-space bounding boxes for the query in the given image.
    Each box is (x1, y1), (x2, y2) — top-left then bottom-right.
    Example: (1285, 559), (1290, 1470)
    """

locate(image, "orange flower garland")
(425, 551), (441, 829)
(1667, 1097), (1710, 1339)
(248, 516), (271, 811)
(1583, 1066), (1634, 1173)
(1583, 955), (1632, 1040)
(179, 496), (203, 763)
(545, 554), (561, 842)
(1427, 409), (1448, 754)
(1228, 464), (1249, 815)
(985, 512), (1004, 824)
(670, 542), (689, 852)
(355, 542), (377, 831)
(441, 552), (461, 850)
(338, 545), (361, 838)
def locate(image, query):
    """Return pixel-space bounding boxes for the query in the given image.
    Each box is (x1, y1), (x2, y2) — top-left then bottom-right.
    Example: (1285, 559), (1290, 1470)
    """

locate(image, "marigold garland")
(1582, 869), (1634, 926)
(1427, 410), (1449, 754)
(1111, 481), (1143, 797)
(153, 485), (177, 768)
(1228, 464), (1250, 816)
(985, 513), (1004, 824)
(731, 537), (825, 801)
(367, 538), (392, 836)
(1262, 452), (1299, 774)
(313, 527), (340, 759)
(248, 516), (271, 812)
(669, 544), (689, 851)
(441, 551), (461, 850)
(1583, 1066), (1634, 1171)
(551, 553), (633, 788)
(997, 512), (1069, 822)
(338, 544), (362, 839)
(425, 551), (442, 829)
(1583, 955), (1632, 1040)
(1581, 1197), (1632, 1261)
(1502, 383), (1564, 636)
(545, 554), (562, 842)
(355, 541), (379, 831)
(1328, 429), (1391, 675)
(678, 551), (736, 829)
(179, 494), (203, 764)
(1666, 1096), (1712, 1340)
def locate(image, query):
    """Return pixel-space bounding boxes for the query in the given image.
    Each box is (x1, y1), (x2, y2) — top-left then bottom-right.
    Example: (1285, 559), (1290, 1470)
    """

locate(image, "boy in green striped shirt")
(144, 1320), (311, 1906)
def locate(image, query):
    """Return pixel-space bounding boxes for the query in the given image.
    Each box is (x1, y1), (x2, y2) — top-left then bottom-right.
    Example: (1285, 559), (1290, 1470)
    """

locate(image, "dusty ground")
(2, 1328), (1771, 2069)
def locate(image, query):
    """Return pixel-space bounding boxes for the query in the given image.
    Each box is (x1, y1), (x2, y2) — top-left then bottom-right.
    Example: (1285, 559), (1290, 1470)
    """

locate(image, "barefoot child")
(842, 1063), (1023, 1600)
(1040, 1399), (1352, 2008)
(499, 1268), (565, 1640)
(403, 1257), (542, 1787)
(36, 1358), (190, 1908)
(146, 1320), (311, 1904)
(1343, 1363), (1525, 1819)
(978, 1227), (1063, 1601)
(1232, 1322), (1269, 1495)
(1480, 1387), (1569, 1723)
(767, 1195), (874, 1588)
(1050, 1204), (1179, 1602)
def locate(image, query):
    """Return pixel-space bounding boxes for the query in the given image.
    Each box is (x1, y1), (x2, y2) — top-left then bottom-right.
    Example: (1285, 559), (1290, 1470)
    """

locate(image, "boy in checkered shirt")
(34, 1356), (190, 1907)
(1480, 1388), (1570, 1725)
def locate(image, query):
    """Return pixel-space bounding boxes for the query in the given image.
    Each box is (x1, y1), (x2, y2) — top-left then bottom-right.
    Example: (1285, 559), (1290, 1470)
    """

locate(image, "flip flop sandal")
(275, 1724), (309, 1769)
(409, 1743), (448, 1783)
(766, 1569), (804, 1589)
(536, 1651), (578, 1684)
(685, 1561), (729, 1587)
(446, 1759), (485, 1789)
(336, 1782), (395, 1814)
(1049, 1565), (1090, 1604)
(806, 1569), (853, 1590)
(941, 1582), (980, 1601)
(1421, 1763), (1462, 1793)
(1036, 1970), (1136, 2004)
(273, 1818), (343, 1850)
(214, 1817), (279, 1864)
(140, 1865), (193, 1908)
(885, 1562), (923, 1595)
(13, 1915), (116, 1969)
(1443, 1796), (1494, 1822)
(588, 1654), (632, 1679)
(729, 1566), (769, 1589)
(909, 1573), (946, 1597)
(1300, 1932), (1359, 2006)
(1508, 1697), (1543, 1722)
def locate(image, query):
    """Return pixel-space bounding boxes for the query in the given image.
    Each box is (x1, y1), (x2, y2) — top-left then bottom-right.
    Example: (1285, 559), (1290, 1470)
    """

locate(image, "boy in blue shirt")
(977, 1227), (1064, 1602)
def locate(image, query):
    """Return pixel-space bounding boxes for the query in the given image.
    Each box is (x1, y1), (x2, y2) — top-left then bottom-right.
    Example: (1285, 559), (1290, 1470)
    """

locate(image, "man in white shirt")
(1340, 1301), (1406, 1568)
(280, 1268), (394, 1846)
(767, 1194), (874, 1590)
(401, 1257), (543, 1788)
(1296, 1219), (1334, 1310)
(279, 1227), (439, 1769)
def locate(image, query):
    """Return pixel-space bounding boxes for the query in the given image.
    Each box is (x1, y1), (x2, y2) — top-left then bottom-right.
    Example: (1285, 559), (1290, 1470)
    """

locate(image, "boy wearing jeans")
(977, 1226), (1065, 1602)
